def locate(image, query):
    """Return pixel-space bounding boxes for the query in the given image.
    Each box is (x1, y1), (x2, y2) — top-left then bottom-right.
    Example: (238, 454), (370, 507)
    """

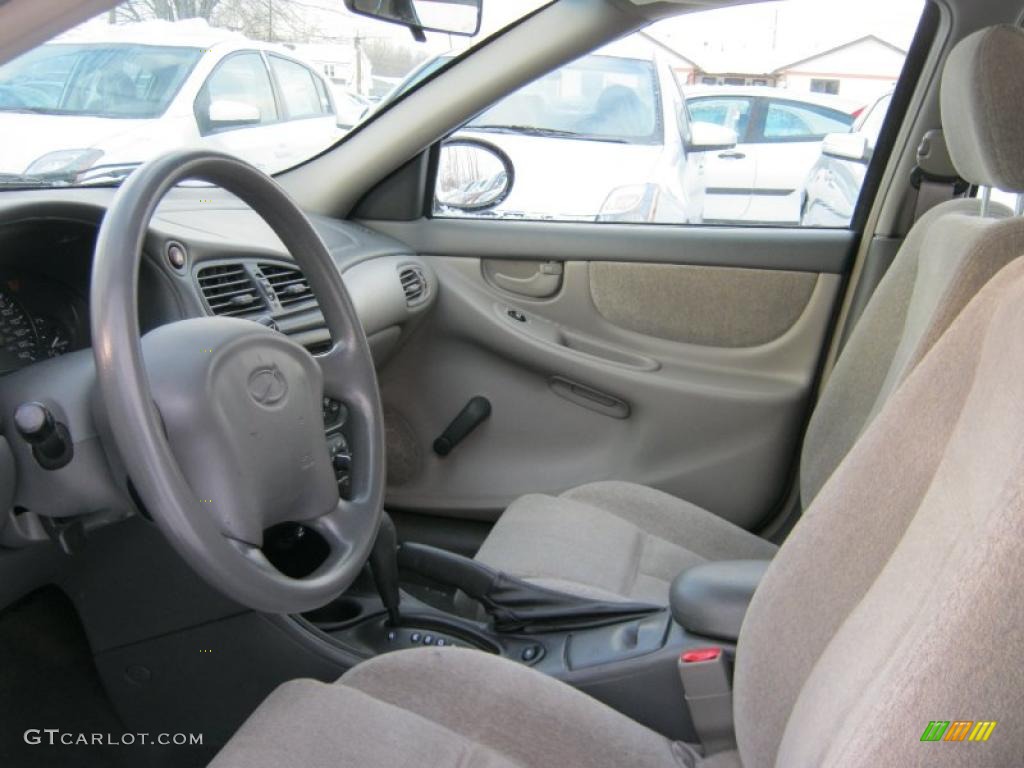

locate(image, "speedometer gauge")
(0, 290), (39, 372)
(33, 316), (74, 358)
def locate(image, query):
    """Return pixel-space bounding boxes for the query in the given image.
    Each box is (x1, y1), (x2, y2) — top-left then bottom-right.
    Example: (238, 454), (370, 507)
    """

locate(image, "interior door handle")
(718, 151), (747, 160)
(489, 261), (564, 298)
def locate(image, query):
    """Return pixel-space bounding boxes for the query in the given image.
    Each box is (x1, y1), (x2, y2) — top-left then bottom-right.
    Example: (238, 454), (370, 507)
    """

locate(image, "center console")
(300, 586), (696, 739)
(294, 516), (769, 742)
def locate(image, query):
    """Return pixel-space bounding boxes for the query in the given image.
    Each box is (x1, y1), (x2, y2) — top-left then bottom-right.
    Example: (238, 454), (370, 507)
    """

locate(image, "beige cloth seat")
(468, 25), (1024, 604)
(212, 27), (1024, 768)
(473, 480), (777, 604)
(212, 647), (710, 768)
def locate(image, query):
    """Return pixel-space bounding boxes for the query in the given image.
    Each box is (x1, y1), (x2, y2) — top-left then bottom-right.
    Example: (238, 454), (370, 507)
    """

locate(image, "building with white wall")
(668, 35), (905, 105)
(774, 36), (905, 103)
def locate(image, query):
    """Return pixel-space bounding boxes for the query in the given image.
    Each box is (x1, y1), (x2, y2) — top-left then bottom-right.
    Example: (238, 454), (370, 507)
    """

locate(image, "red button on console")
(681, 647), (722, 664)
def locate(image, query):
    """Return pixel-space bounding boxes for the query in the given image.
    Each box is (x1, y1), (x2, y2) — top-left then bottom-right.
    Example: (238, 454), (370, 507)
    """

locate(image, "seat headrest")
(941, 25), (1024, 193)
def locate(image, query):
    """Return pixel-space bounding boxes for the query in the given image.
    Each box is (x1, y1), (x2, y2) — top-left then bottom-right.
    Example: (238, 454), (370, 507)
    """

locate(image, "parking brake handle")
(398, 542), (660, 633)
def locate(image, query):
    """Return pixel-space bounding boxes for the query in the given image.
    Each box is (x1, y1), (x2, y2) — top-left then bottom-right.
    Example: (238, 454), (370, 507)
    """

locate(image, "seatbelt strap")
(677, 647), (736, 754)
(912, 176), (957, 221)
(911, 129), (964, 222)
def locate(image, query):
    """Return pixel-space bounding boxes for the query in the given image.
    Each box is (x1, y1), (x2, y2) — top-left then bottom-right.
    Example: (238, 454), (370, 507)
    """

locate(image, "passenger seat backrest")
(738, 25), (1024, 767)
(740, 254), (1024, 768)
(799, 197), (1024, 503)
(799, 196), (1007, 504)
(798, 25), (1024, 507)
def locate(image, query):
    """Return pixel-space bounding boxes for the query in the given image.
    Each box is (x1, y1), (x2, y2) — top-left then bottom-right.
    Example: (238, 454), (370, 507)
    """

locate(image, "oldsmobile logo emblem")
(248, 365), (288, 406)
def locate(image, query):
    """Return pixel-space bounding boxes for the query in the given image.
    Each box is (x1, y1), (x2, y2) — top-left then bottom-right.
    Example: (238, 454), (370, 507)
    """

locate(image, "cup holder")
(304, 598), (365, 629)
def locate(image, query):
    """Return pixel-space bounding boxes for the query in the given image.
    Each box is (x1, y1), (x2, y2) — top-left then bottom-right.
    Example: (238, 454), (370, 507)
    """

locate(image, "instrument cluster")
(0, 276), (84, 374)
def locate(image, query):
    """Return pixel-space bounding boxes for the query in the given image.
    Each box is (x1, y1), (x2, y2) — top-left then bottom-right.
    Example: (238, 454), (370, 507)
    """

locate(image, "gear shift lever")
(369, 513), (401, 626)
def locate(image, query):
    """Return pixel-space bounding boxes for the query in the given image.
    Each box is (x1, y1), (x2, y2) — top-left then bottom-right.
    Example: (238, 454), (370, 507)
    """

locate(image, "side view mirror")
(208, 100), (261, 128)
(435, 140), (513, 212)
(822, 132), (871, 163)
(345, 0), (482, 37)
(687, 121), (738, 153)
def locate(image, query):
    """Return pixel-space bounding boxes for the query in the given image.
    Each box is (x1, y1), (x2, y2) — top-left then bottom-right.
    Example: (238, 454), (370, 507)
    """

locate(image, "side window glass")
(313, 74), (334, 116)
(763, 101), (853, 140)
(687, 98), (752, 139)
(269, 55), (325, 119)
(468, 54), (660, 143)
(810, 78), (840, 95)
(195, 52), (277, 134)
(433, 1), (924, 228)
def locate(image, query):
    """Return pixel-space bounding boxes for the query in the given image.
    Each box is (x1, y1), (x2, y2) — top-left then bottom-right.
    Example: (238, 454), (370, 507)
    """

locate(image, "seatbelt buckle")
(678, 647), (736, 755)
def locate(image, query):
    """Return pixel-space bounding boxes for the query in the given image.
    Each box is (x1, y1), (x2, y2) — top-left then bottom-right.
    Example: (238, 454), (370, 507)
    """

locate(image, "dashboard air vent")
(196, 264), (266, 317)
(398, 265), (427, 306)
(260, 264), (315, 309)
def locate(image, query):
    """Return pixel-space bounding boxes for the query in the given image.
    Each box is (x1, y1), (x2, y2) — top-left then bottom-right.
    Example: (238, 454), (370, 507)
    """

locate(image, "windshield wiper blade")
(0, 106), (61, 115)
(470, 125), (585, 138)
(468, 124), (630, 143)
(75, 162), (141, 186)
(0, 172), (63, 187)
(0, 161), (141, 188)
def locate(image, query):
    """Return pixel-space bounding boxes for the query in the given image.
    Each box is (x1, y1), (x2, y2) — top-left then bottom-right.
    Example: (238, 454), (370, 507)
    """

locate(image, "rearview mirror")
(687, 121), (738, 153)
(822, 132), (870, 163)
(345, 0), (482, 37)
(208, 100), (261, 128)
(435, 140), (513, 212)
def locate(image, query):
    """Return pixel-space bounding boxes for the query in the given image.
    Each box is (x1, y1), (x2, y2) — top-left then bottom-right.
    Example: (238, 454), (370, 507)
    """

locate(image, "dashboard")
(0, 189), (436, 548)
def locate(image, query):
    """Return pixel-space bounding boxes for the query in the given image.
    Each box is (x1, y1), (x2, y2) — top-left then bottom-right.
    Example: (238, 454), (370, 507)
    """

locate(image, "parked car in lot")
(0, 19), (344, 182)
(685, 86), (860, 224)
(391, 46), (737, 223)
(331, 86), (371, 130)
(800, 92), (893, 227)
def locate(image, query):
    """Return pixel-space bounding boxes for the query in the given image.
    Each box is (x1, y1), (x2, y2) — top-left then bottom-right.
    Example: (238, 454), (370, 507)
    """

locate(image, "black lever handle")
(433, 396), (491, 457)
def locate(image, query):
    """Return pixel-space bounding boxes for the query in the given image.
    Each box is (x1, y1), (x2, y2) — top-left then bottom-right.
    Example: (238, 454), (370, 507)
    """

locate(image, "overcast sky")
(87, 0), (927, 65)
(424, 0), (927, 62)
(653, 0), (925, 59)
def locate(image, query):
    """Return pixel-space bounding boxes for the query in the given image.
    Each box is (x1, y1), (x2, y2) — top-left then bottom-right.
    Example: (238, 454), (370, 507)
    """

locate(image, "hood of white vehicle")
(0, 112), (163, 175)
(457, 130), (665, 220)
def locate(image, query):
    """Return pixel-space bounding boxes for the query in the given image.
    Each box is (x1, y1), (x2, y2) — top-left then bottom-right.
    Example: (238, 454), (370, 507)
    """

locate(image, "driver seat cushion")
(209, 646), (709, 768)
(470, 481), (777, 605)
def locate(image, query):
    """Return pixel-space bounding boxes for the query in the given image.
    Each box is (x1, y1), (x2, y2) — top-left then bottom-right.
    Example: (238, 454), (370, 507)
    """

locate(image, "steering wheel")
(90, 149), (385, 614)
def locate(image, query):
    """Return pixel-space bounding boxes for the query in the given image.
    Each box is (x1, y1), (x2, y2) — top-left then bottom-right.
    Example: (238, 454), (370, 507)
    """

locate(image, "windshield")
(469, 55), (661, 144)
(0, 0), (547, 187)
(0, 44), (201, 118)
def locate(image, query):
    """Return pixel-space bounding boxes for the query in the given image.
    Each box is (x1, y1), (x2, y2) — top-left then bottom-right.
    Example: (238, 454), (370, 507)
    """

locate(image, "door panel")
(482, 258), (564, 298)
(375, 229), (845, 529)
(374, 218), (852, 272)
(588, 262), (817, 347)
(687, 96), (757, 221)
(747, 139), (823, 224)
(702, 148), (758, 222)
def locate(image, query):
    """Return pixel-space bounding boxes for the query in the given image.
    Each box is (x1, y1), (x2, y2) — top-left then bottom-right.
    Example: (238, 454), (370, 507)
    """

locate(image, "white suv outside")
(391, 38), (737, 224)
(0, 19), (343, 183)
